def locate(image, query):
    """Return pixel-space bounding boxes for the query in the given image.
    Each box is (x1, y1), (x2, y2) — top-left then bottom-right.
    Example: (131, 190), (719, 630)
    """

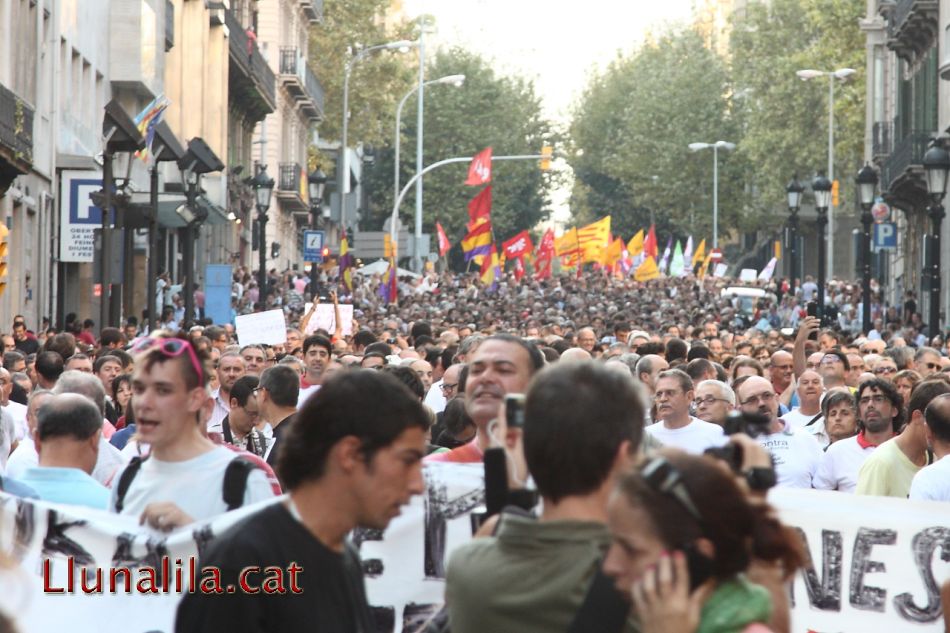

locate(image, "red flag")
(533, 228), (555, 280)
(502, 230), (533, 260)
(537, 228), (555, 257)
(436, 222), (451, 257)
(467, 185), (492, 230)
(644, 224), (658, 259)
(513, 257), (525, 281)
(465, 147), (492, 186)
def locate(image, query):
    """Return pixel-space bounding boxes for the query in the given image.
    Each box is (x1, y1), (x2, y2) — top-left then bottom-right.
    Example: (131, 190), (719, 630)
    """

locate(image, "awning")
(127, 192), (231, 229)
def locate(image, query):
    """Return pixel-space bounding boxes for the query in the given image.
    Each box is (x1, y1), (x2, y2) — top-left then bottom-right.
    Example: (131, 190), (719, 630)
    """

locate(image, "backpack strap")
(222, 457), (257, 511)
(221, 416), (233, 444)
(805, 413), (824, 427)
(566, 563), (630, 633)
(114, 456), (146, 513)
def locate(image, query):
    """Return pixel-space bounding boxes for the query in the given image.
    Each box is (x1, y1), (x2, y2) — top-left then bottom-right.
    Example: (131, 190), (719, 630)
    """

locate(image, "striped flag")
(133, 94), (170, 163)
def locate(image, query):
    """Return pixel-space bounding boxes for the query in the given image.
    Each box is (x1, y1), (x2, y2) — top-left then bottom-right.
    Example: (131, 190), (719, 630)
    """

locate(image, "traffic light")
(540, 145), (553, 171)
(322, 246), (330, 259)
(271, 241), (280, 260)
(0, 223), (8, 298)
(832, 179), (840, 207)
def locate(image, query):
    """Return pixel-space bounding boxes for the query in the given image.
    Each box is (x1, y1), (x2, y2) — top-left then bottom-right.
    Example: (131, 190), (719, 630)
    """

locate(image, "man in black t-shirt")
(175, 370), (429, 633)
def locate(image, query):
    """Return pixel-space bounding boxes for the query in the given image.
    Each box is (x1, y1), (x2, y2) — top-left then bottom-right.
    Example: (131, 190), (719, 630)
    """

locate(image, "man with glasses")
(644, 369), (725, 454)
(870, 356), (898, 379)
(208, 351), (246, 433)
(913, 347), (943, 378)
(257, 365), (300, 470)
(769, 351), (794, 399)
(221, 375), (267, 458)
(692, 379), (735, 427)
(737, 375), (821, 488)
(240, 344), (266, 377)
(814, 378), (902, 493)
(817, 351), (849, 390)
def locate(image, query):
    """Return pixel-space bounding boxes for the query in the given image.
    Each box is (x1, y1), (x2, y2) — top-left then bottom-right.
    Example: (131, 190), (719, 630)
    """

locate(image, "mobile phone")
(806, 301), (818, 318)
(681, 543), (714, 591)
(505, 394), (526, 429)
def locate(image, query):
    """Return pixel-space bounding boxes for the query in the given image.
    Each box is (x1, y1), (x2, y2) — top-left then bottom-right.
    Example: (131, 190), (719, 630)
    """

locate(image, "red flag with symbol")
(436, 222), (451, 257)
(464, 147), (492, 186)
(502, 230), (533, 261)
(467, 185), (492, 230)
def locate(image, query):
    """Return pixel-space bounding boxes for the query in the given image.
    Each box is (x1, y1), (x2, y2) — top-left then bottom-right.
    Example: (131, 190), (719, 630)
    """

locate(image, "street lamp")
(251, 165), (275, 308)
(394, 74), (465, 200)
(688, 140), (735, 249)
(177, 137), (223, 326)
(340, 40), (415, 238)
(786, 175), (804, 289)
(308, 166), (328, 295)
(812, 173), (833, 322)
(855, 163), (878, 335)
(796, 67), (856, 279)
(923, 141), (950, 337)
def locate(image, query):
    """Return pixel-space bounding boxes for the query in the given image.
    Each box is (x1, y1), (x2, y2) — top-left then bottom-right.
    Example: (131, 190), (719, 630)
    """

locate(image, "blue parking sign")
(873, 222), (897, 250)
(303, 230), (325, 262)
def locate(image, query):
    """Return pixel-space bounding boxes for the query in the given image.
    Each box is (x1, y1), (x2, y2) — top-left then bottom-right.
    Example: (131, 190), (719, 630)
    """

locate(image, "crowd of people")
(0, 266), (949, 633)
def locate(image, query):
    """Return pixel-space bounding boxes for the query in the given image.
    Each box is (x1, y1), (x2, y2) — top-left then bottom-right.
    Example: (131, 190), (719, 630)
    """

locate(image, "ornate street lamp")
(855, 163), (878, 335)
(786, 175), (804, 291)
(308, 167), (328, 295)
(923, 142), (950, 337)
(812, 173), (833, 322)
(251, 165), (275, 307)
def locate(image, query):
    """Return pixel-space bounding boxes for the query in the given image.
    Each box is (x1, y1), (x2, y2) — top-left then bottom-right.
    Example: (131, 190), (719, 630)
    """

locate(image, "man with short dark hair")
(175, 371), (428, 633)
(240, 344), (266, 376)
(65, 353), (93, 373)
(208, 351), (246, 433)
(222, 375), (266, 458)
(34, 351), (64, 389)
(13, 393), (109, 508)
(99, 327), (125, 350)
(12, 321), (38, 355)
(298, 334), (331, 407)
(258, 364), (300, 468)
(910, 393), (950, 501)
(3, 350), (25, 373)
(446, 362), (644, 633)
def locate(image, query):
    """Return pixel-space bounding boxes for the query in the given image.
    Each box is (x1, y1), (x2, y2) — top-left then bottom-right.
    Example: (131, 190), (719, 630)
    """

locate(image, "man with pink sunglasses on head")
(110, 336), (276, 531)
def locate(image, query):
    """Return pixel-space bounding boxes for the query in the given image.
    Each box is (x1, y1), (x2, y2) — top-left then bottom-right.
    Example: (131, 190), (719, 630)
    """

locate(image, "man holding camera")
(736, 376), (822, 488)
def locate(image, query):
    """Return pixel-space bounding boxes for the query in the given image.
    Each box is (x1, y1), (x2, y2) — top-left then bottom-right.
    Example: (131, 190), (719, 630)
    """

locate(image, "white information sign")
(234, 309), (287, 346)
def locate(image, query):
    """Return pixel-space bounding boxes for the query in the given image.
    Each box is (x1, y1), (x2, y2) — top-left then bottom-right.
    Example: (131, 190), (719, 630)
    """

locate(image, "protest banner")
(1, 466), (948, 633)
(234, 309), (287, 346)
(302, 303), (354, 336)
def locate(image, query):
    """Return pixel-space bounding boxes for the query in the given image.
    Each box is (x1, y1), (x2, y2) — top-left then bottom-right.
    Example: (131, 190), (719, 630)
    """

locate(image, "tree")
(360, 46), (558, 266)
(729, 0), (865, 217)
(568, 28), (744, 243)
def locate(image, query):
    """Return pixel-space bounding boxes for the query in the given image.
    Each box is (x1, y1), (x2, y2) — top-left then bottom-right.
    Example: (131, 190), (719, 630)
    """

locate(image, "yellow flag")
(604, 237), (623, 266)
(555, 227), (581, 256)
(692, 238), (706, 267)
(627, 230), (644, 257)
(698, 250), (714, 279)
(578, 216), (611, 263)
(634, 256), (659, 282)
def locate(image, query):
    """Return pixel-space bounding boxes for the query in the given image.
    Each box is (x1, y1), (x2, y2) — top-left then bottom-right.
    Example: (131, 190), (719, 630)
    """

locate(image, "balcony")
(226, 9), (276, 121)
(278, 48), (325, 122)
(0, 82), (34, 192)
(165, 0), (174, 51)
(883, 0), (938, 64)
(880, 128), (931, 211)
(276, 162), (311, 215)
(299, 0), (323, 24)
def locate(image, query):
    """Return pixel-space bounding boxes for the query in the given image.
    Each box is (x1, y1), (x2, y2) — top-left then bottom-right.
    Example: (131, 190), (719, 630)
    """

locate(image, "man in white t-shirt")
(111, 337), (275, 530)
(208, 351), (246, 433)
(644, 369), (725, 454)
(910, 393), (950, 501)
(781, 370), (824, 430)
(737, 375), (822, 488)
(5, 389), (53, 478)
(814, 378), (901, 493)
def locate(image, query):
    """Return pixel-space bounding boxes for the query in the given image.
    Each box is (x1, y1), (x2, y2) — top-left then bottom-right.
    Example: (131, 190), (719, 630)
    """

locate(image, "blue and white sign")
(204, 264), (233, 325)
(59, 170), (115, 263)
(874, 221), (897, 250)
(303, 229), (325, 263)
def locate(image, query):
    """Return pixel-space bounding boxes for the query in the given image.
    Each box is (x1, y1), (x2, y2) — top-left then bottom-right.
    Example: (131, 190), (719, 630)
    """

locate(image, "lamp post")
(786, 175), (804, 290)
(812, 173), (833, 323)
(340, 40), (414, 238)
(922, 141), (950, 337)
(856, 163), (879, 335)
(251, 165), (275, 309)
(796, 67), (856, 279)
(688, 140), (735, 249)
(308, 166), (328, 297)
(394, 74), (465, 201)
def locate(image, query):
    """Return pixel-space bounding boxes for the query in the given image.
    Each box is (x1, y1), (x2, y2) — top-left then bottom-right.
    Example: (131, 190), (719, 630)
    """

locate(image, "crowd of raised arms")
(0, 265), (948, 633)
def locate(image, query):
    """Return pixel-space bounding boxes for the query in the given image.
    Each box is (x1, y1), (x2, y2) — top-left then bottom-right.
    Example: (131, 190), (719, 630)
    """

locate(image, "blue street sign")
(303, 230), (325, 262)
(873, 222), (897, 250)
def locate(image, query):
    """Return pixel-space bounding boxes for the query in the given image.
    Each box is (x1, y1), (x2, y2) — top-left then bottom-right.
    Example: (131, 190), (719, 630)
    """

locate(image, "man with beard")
(425, 334), (543, 463)
(297, 335), (330, 407)
(814, 378), (902, 493)
(856, 379), (950, 497)
(737, 375), (822, 488)
(208, 352), (246, 433)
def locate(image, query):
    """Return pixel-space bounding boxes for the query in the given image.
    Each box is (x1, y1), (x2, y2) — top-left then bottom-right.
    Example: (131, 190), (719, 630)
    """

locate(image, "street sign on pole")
(873, 222), (897, 250)
(303, 230), (325, 262)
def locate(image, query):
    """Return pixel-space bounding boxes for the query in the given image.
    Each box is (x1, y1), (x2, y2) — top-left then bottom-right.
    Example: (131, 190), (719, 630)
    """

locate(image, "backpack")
(114, 455), (258, 513)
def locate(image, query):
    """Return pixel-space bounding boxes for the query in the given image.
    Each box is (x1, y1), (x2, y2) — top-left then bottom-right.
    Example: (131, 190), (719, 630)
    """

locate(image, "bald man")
(769, 351), (794, 396)
(559, 348), (592, 363)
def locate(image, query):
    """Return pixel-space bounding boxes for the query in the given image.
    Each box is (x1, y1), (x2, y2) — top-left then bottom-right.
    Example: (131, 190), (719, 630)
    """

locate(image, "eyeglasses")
(132, 337), (203, 382)
(693, 395), (729, 407)
(641, 458), (703, 523)
(923, 362), (940, 370)
(740, 391), (776, 406)
(873, 366), (897, 375)
(858, 394), (889, 406)
(440, 382), (459, 392)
